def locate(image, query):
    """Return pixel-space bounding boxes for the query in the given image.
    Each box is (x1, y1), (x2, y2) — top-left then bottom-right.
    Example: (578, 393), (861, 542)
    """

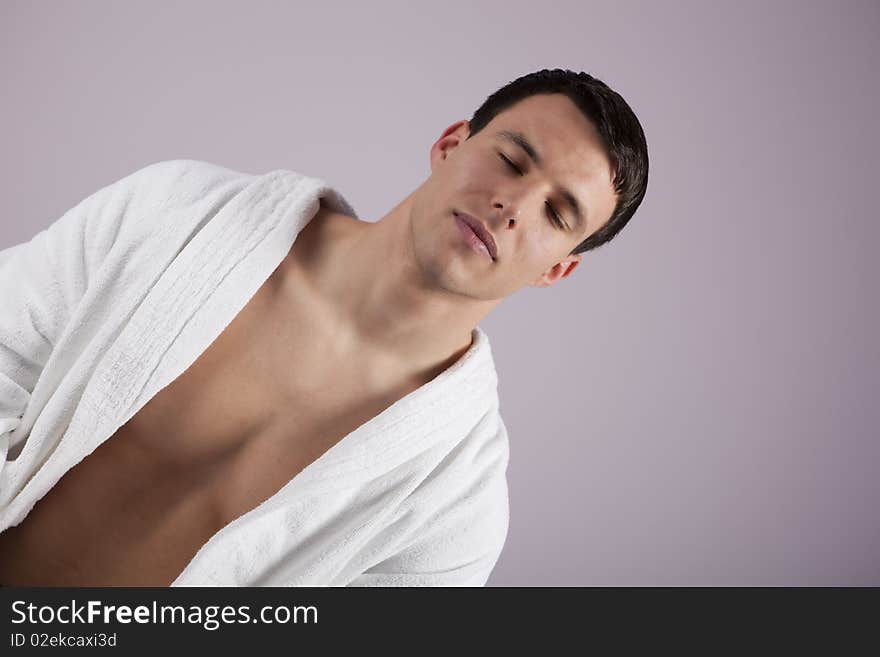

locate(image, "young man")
(0, 68), (648, 586)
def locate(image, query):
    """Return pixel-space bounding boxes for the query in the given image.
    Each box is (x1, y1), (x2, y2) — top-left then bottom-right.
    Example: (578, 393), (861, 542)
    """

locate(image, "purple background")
(2, 0), (878, 585)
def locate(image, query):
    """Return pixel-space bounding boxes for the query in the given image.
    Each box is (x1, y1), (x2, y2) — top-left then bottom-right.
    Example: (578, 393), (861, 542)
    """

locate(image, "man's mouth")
(453, 211), (497, 261)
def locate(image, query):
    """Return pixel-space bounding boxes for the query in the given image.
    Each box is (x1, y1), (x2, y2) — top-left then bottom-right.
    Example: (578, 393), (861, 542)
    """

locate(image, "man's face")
(409, 92), (618, 300)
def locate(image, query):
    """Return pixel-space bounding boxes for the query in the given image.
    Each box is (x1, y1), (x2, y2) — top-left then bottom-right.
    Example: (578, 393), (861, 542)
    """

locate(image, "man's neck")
(280, 198), (497, 385)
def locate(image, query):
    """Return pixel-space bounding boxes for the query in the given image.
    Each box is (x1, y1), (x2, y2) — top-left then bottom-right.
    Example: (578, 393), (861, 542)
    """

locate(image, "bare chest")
(0, 268), (424, 586)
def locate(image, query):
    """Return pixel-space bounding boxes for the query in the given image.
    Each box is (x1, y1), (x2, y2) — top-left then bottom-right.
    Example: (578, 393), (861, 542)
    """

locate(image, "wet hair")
(465, 68), (649, 254)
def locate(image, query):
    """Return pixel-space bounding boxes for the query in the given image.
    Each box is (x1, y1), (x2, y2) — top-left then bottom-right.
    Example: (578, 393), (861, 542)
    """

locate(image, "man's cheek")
(527, 229), (556, 260)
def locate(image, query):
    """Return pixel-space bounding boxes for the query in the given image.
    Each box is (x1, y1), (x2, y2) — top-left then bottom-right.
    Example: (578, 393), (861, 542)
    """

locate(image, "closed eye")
(498, 153), (566, 230)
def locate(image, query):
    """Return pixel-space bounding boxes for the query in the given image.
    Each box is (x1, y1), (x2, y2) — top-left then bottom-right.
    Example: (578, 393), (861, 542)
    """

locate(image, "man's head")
(408, 68), (648, 297)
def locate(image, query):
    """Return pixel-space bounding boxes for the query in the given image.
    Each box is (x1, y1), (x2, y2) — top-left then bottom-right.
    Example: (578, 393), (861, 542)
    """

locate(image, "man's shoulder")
(120, 159), (252, 195)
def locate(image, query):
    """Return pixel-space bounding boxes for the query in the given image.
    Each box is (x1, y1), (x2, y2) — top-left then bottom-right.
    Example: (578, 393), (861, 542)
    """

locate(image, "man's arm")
(0, 160), (182, 463)
(346, 474), (509, 586)
(346, 418), (511, 587)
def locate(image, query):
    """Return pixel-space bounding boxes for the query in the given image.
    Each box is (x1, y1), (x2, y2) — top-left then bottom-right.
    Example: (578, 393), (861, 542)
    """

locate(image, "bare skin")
(0, 93), (618, 586)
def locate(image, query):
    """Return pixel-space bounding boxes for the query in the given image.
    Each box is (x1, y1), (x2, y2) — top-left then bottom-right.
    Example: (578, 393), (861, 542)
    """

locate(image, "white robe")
(0, 160), (510, 586)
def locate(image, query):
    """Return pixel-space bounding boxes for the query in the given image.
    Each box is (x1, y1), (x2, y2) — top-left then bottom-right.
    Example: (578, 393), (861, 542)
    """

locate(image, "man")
(0, 68), (648, 586)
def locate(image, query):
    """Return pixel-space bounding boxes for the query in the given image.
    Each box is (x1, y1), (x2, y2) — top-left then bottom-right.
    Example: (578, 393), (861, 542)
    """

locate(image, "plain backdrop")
(2, 0), (878, 585)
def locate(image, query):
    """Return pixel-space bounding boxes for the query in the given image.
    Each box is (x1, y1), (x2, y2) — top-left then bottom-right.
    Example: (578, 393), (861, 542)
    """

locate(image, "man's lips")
(453, 211), (498, 260)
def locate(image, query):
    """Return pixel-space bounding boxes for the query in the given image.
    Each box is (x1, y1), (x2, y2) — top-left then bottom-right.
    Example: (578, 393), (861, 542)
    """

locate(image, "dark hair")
(465, 68), (649, 255)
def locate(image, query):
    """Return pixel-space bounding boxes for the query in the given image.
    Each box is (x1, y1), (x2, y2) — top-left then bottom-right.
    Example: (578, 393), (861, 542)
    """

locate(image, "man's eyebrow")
(495, 129), (589, 230)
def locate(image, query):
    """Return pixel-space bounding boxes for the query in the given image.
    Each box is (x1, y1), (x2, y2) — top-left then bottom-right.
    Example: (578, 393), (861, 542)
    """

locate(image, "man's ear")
(531, 254), (581, 288)
(430, 120), (471, 167)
